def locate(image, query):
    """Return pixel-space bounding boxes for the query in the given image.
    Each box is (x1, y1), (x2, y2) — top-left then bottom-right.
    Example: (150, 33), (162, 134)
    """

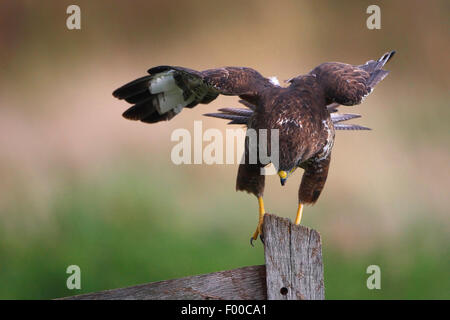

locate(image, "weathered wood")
(59, 265), (266, 300)
(263, 213), (324, 300)
(59, 214), (324, 300)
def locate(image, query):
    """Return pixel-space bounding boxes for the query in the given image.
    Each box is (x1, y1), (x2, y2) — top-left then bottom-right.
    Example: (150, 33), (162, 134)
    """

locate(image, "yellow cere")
(278, 171), (287, 179)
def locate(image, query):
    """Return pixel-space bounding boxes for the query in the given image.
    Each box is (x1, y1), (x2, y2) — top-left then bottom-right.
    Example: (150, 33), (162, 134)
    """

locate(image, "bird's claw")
(250, 234), (264, 247)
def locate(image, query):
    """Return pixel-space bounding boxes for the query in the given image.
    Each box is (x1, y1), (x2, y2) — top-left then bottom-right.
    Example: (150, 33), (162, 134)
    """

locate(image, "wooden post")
(263, 213), (325, 300)
(59, 265), (267, 300)
(59, 214), (324, 300)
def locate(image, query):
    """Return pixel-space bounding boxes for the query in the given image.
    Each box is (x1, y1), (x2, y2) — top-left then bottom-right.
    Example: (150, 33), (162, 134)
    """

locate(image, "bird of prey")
(113, 51), (395, 244)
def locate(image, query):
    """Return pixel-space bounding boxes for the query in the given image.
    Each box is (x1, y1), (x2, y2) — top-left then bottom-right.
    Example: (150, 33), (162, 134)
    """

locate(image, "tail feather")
(238, 99), (256, 110)
(217, 107), (253, 116)
(204, 105), (255, 124)
(203, 112), (249, 124)
(205, 107), (369, 130)
(334, 124), (371, 130)
(330, 113), (361, 123)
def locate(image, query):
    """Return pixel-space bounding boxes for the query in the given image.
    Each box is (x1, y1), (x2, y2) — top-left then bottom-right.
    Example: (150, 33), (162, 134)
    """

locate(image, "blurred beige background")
(0, 0), (448, 299)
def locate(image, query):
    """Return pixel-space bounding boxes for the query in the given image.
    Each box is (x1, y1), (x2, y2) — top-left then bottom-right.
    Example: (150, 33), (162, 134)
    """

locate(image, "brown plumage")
(113, 51), (395, 242)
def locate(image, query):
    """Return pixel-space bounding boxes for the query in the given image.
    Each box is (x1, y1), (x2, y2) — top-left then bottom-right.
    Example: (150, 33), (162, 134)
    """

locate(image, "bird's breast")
(314, 118), (335, 162)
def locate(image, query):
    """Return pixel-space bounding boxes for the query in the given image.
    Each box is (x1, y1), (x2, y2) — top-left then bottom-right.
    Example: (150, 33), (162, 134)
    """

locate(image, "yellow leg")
(251, 196), (265, 243)
(294, 203), (304, 225)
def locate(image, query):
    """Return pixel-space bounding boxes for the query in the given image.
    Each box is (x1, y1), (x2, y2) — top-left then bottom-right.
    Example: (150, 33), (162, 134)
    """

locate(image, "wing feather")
(334, 124), (371, 130)
(307, 51), (395, 106)
(113, 66), (273, 124)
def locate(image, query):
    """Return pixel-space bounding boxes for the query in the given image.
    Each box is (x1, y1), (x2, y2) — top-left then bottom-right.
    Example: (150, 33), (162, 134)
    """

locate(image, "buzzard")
(113, 51), (395, 244)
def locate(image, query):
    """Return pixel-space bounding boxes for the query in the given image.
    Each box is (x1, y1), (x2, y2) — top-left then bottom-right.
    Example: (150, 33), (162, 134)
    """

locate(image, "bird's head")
(278, 167), (297, 186)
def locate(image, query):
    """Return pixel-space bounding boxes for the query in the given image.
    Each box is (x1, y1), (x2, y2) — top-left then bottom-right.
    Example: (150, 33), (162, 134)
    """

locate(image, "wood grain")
(59, 214), (324, 300)
(263, 213), (324, 300)
(59, 265), (266, 300)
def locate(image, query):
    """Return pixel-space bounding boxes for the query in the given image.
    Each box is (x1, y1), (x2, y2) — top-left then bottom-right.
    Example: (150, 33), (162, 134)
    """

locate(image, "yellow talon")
(295, 203), (304, 225)
(252, 196), (265, 242)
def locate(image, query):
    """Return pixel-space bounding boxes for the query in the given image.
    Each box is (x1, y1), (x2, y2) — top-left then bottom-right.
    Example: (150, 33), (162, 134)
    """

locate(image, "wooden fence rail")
(60, 214), (324, 300)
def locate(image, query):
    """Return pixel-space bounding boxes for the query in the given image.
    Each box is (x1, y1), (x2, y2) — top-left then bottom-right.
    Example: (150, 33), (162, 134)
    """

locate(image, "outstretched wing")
(309, 50), (395, 106)
(113, 66), (273, 123)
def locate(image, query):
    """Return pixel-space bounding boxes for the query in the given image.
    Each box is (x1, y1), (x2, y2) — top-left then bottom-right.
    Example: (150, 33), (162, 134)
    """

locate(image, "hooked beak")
(278, 171), (287, 186)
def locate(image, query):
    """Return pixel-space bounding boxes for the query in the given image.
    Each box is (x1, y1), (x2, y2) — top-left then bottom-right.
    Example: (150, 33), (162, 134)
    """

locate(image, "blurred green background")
(0, 0), (448, 299)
